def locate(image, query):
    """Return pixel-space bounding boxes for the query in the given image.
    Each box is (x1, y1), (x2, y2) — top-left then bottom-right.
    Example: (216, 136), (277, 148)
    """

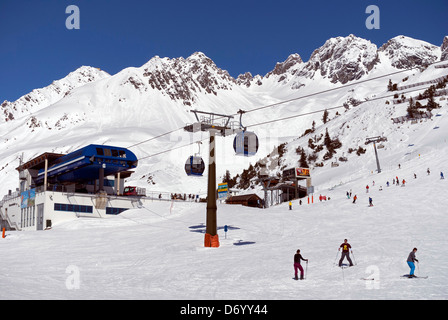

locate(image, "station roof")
(16, 152), (65, 171)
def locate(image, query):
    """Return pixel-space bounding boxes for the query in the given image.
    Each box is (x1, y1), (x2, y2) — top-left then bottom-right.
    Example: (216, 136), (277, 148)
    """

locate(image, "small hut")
(225, 194), (263, 208)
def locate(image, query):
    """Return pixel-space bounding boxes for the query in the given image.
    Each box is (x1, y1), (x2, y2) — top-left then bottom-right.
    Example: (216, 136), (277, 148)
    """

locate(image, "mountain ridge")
(1, 34), (447, 195)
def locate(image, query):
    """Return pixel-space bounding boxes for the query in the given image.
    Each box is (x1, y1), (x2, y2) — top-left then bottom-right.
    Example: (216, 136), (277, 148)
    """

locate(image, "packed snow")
(1, 129), (447, 300)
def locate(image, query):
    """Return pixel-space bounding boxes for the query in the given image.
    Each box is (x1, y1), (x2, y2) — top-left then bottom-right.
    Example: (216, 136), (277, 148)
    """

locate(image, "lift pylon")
(184, 110), (237, 247)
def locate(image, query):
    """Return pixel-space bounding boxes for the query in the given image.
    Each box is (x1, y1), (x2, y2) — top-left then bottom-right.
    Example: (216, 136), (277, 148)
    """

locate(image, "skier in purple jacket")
(293, 249), (308, 280)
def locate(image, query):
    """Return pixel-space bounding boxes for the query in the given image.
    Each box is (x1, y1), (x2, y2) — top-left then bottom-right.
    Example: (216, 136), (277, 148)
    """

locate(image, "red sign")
(296, 168), (310, 177)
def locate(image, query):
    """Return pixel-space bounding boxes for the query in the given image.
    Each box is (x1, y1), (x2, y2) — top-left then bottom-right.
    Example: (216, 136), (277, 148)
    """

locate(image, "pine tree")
(407, 97), (417, 118)
(299, 149), (308, 168)
(426, 85), (440, 111)
(322, 109), (329, 124)
(324, 128), (332, 151)
(387, 79), (394, 91)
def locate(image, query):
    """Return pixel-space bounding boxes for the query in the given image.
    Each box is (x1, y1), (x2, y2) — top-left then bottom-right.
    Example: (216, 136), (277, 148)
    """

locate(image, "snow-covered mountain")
(1, 66), (110, 123)
(0, 34), (447, 197)
(379, 35), (441, 69)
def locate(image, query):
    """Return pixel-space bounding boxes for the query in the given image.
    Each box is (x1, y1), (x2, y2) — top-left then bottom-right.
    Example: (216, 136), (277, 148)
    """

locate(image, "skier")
(369, 197), (373, 206)
(289, 201), (292, 210)
(427, 168), (431, 175)
(386, 181), (390, 187)
(402, 179), (406, 186)
(338, 239), (354, 267)
(293, 249), (309, 280)
(366, 185), (369, 193)
(407, 248), (419, 278)
(441, 172), (445, 180)
(352, 195), (357, 204)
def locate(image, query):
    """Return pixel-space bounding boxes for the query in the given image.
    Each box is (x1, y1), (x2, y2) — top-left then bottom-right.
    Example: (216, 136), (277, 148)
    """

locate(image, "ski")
(400, 274), (428, 279)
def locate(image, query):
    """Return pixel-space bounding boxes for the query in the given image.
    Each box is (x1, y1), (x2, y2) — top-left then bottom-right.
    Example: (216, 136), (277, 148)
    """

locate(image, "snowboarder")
(338, 239), (354, 267)
(352, 195), (357, 204)
(369, 197), (373, 206)
(407, 248), (419, 278)
(346, 191), (350, 199)
(293, 249), (309, 280)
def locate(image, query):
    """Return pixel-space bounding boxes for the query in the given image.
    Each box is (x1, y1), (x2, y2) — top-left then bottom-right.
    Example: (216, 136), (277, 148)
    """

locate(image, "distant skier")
(427, 168), (430, 175)
(338, 239), (354, 267)
(352, 195), (357, 204)
(366, 185), (369, 193)
(386, 181), (390, 187)
(441, 172), (445, 180)
(369, 197), (373, 206)
(402, 179), (406, 186)
(396, 177), (400, 186)
(294, 249), (309, 280)
(289, 201), (292, 210)
(407, 248), (419, 278)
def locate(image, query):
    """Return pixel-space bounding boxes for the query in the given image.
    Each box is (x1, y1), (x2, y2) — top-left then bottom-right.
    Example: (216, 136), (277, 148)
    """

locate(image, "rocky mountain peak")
(266, 53), (303, 77)
(441, 36), (448, 61)
(137, 52), (236, 105)
(379, 35), (440, 69)
(298, 34), (379, 84)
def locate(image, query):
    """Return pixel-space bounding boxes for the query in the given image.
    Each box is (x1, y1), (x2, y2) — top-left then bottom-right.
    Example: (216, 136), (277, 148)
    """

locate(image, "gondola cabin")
(185, 156), (205, 176)
(233, 131), (259, 156)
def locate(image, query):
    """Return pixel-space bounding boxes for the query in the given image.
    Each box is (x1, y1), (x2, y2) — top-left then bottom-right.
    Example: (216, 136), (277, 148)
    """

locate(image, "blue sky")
(0, 0), (447, 102)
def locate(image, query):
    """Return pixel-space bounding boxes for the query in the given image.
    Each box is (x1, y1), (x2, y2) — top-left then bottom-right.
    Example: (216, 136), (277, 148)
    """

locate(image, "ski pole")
(333, 251), (340, 266)
(305, 261), (308, 279)
(351, 251), (357, 266)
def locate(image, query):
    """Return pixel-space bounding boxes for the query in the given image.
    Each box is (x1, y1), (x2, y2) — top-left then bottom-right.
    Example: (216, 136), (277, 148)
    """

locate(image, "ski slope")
(1, 151), (447, 300)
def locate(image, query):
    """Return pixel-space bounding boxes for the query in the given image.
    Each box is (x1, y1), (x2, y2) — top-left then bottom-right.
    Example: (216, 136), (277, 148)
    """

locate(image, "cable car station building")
(0, 144), (145, 231)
